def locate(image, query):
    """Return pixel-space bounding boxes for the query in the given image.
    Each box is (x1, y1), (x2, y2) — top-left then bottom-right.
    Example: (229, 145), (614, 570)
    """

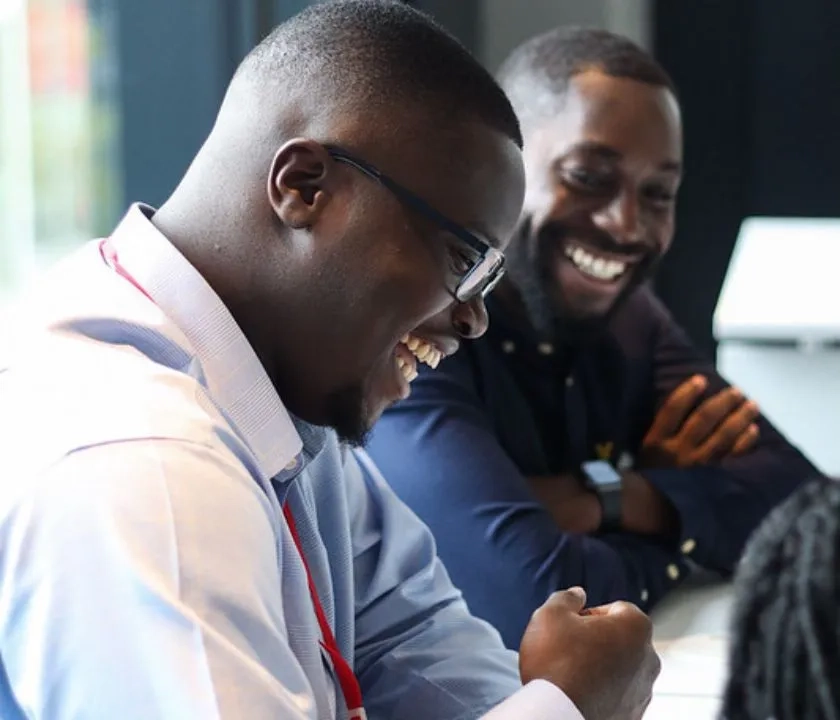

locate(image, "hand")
(520, 588), (660, 720)
(641, 375), (760, 468)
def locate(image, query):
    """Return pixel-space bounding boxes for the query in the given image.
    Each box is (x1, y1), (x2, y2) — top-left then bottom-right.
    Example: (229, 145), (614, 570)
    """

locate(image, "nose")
(594, 188), (642, 245)
(451, 295), (489, 340)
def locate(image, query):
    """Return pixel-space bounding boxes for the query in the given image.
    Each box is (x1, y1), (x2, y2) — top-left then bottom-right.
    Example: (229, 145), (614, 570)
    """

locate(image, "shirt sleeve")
(638, 291), (821, 574)
(0, 438), (319, 720)
(363, 354), (680, 649)
(481, 681), (583, 720)
(347, 449), (583, 720)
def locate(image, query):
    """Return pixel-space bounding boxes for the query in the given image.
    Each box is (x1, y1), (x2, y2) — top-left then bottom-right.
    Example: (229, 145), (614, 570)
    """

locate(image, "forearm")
(643, 451), (817, 574)
(621, 471), (680, 538)
(525, 474), (600, 534)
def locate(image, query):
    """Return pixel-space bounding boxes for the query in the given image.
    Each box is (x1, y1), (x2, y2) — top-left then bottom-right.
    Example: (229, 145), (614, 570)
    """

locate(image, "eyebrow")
(443, 223), (498, 251)
(565, 141), (683, 175)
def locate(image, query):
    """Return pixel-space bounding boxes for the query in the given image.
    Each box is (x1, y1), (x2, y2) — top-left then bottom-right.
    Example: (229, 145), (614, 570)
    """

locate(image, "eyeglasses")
(325, 145), (506, 303)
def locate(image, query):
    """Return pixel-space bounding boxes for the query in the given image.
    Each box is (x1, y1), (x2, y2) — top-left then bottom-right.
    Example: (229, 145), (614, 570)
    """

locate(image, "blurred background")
(2, 0), (839, 355)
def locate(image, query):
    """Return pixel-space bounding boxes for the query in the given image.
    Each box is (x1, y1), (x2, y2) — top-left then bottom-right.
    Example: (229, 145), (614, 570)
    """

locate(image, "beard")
(504, 217), (660, 346)
(323, 383), (372, 447)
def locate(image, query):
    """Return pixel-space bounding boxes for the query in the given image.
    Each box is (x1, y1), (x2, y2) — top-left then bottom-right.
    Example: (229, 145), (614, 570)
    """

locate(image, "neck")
(153, 185), (272, 350)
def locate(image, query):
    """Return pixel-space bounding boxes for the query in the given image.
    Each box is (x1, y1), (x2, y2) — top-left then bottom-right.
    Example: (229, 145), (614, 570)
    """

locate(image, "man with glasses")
(367, 27), (817, 650)
(0, 4), (658, 720)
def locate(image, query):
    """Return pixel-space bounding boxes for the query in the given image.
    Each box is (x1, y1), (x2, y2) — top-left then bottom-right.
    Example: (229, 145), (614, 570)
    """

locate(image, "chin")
(323, 385), (372, 447)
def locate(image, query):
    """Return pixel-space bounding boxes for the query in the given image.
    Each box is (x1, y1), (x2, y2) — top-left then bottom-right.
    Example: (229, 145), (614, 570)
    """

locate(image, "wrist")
(622, 471), (679, 537)
(579, 460), (623, 532)
(526, 474), (601, 534)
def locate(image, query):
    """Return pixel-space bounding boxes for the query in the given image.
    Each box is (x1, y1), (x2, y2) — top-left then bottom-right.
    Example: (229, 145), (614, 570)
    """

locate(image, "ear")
(267, 139), (333, 229)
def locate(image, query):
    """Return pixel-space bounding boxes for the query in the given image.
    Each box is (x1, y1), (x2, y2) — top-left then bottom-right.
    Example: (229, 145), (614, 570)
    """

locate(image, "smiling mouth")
(563, 242), (641, 282)
(394, 333), (444, 386)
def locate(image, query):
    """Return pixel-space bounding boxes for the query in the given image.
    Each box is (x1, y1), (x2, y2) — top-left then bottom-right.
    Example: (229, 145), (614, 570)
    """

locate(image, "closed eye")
(448, 245), (474, 276)
(643, 184), (678, 208)
(563, 167), (615, 194)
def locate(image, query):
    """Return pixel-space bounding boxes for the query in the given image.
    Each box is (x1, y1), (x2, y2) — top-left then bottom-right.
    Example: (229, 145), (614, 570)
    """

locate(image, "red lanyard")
(283, 505), (366, 719)
(99, 237), (366, 719)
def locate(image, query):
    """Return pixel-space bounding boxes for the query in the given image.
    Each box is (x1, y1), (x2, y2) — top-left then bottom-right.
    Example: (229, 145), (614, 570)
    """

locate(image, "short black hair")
(236, 0), (522, 148)
(497, 27), (676, 130)
(722, 476), (840, 720)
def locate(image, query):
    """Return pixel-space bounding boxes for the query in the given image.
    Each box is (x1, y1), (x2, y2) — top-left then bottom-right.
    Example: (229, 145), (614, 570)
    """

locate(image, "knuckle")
(614, 601), (652, 634)
(650, 651), (663, 680)
(718, 422), (742, 441)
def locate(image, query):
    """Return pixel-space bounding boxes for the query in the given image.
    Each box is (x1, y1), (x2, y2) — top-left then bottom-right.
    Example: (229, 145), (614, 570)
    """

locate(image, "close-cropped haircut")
(722, 475), (840, 720)
(235, 0), (522, 147)
(497, 26), (676, 129)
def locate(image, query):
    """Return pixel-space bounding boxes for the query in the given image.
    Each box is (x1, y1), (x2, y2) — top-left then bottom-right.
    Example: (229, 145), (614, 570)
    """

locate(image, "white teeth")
(399, 334), (444, 372)
(565, 244), (626, 280)
(400, 361), (418, 383)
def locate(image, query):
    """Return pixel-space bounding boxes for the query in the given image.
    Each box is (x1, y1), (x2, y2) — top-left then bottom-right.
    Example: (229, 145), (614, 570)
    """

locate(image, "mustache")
(536, 221), (652, 259)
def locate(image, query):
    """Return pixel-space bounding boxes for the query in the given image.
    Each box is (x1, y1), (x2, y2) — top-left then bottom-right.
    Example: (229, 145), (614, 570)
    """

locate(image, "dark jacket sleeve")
(630, 290), (821, 575)
(365, 350), (686, 650)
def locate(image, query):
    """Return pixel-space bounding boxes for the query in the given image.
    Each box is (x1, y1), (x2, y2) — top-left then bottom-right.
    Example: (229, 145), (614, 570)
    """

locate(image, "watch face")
(582, 460), (622, 489)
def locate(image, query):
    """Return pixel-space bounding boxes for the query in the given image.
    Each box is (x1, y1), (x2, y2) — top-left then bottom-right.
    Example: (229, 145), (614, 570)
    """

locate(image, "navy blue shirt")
(366, 286), (818, 649)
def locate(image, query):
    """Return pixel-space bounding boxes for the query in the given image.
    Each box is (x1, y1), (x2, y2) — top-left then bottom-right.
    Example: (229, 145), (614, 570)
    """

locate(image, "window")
(0, 0), (121, 302)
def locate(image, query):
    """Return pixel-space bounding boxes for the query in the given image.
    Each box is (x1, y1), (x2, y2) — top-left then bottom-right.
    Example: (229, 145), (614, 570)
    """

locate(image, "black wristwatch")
(580, 460), (623, 532)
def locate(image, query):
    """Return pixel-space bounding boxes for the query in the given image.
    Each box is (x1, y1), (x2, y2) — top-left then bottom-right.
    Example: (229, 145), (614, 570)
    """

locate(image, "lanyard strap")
(283, 504), (366, 718)
(99, 237), (366, 719)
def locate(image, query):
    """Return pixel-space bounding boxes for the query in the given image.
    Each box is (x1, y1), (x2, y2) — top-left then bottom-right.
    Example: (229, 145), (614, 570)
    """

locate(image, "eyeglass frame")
(324, 145), (506, 303)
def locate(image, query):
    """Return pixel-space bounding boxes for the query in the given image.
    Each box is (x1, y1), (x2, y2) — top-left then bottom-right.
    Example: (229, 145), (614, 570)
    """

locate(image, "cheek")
(396, 264), (453, 326)
(527, 186), (583, 231)
(361, 250), (451, 348)
(653, 216), (676, 253)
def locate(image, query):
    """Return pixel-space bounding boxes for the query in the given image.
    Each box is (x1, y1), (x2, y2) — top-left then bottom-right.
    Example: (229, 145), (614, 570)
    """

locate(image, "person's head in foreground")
(154, 0), (525, 445)
(496, 27), (682, 343)
(723, 476), (840, 720)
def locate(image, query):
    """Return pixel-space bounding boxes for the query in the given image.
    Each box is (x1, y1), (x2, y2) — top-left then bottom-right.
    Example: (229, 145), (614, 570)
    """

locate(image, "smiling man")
(0, 5), (663, 720)
(366, 27), (818, 649)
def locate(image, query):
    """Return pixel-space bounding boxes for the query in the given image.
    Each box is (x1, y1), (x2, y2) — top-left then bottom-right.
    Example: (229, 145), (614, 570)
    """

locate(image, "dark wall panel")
(116, 0), (229, 208)
(653, 0), (752, 357)
(748, 0), (840, 216)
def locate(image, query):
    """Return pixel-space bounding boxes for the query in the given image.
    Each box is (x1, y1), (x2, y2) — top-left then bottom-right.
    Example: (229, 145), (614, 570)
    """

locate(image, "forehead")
(525, 70), (683, 172)
(361, 116), (525, 251)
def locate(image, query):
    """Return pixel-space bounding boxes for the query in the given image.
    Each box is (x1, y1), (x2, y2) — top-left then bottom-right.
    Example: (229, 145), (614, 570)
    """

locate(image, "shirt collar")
(108, 203), (304, 480)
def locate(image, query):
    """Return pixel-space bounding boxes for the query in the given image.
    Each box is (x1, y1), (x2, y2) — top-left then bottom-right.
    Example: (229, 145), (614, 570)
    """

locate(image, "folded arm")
(631, 292), (820, 574)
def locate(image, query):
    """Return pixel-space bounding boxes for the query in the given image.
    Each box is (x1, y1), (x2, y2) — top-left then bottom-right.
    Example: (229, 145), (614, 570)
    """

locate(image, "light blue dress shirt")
(0, 205), (580, 719)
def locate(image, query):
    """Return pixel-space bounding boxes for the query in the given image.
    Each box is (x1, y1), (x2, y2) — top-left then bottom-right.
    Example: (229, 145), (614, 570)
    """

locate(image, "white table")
(646, 577), (734, 719)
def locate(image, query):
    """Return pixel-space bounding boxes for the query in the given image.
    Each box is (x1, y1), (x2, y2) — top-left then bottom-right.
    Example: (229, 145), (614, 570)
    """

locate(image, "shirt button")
(284, 456), (299, 472)
(501, 340), (516, 354)
(537, 342), (554, 356)
(565, 376), (574, 388)
(681, 538), (697, 555)
(640, 589), (649, 603)
(666, 563), (680, 581)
